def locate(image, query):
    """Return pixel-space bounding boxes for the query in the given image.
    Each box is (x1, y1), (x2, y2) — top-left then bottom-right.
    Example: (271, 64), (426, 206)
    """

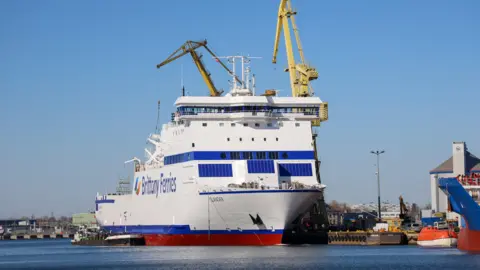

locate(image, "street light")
(370, 150), (385, 220)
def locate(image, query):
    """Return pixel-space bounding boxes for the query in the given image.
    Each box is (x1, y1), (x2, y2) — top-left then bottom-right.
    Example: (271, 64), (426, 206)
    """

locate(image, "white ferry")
(95, 55), (328, 245)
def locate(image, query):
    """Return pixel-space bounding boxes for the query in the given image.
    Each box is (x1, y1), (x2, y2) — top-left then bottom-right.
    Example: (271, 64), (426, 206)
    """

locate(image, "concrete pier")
(328, 231), (408, 245)
(0, 233), (74, 240)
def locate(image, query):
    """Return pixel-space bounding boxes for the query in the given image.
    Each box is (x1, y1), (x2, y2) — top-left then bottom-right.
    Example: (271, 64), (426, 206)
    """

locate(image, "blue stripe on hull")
(101, 225), (283, 235)
(95, 199), (115, 211)
(164, 150), (314, 165)
(198, 189), (322, 195)
(95, 199), (115, 204)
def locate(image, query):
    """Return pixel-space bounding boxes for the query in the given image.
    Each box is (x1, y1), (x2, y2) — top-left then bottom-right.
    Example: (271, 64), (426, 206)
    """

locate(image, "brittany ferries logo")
(134, 177), (141, 195)
(135, 173), (177, 197)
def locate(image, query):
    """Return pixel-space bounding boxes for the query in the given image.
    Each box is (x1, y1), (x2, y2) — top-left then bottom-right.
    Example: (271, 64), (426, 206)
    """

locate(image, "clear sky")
(0, 0), (478, 218)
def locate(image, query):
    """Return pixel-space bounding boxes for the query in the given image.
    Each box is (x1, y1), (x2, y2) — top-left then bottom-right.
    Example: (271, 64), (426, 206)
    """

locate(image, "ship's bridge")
(174, 96), (322, 122)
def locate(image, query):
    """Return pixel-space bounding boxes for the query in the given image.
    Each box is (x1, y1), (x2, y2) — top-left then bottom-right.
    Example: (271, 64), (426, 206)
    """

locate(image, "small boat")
(417, 222), (457, 248)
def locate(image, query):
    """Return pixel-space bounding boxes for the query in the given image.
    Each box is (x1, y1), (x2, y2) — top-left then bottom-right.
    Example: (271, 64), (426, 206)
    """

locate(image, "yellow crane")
(157, 40), (242, 97)
(272, 0), (328, 123)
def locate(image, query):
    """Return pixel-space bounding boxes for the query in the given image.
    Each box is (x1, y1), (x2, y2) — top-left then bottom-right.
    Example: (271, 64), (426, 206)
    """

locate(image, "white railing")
(198, 181), (325, 193)
(456, 175), (480, 186)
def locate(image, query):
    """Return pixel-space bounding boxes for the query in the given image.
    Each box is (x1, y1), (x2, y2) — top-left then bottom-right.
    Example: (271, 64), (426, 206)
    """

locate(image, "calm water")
(1, 239), (480, 269)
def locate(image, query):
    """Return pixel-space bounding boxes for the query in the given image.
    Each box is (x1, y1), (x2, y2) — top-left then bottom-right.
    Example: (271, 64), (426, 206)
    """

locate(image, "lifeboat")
(417, 223), (458, 248)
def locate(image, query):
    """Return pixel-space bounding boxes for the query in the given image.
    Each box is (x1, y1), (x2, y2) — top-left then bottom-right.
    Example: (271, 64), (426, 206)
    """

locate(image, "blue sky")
(0, 0), (478, 218)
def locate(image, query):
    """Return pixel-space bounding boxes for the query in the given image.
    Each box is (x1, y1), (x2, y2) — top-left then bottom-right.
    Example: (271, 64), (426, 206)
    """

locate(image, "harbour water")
(1, 239), (479, 269)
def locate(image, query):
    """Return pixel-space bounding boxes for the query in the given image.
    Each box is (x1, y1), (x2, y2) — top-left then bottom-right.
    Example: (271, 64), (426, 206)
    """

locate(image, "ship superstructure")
(94, 55), (329, 245)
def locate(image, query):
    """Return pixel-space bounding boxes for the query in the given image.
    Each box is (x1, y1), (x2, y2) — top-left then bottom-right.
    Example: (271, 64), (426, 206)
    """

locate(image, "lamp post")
(370, 150), (385, 220)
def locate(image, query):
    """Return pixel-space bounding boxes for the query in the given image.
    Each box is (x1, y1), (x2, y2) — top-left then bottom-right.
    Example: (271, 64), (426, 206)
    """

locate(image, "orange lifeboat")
(417, 222), (457, 248)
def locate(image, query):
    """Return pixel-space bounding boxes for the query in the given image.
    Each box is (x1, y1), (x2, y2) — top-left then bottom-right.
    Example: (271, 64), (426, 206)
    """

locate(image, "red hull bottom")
(458, 228), (480, 253)
(143, 234), (283, 246)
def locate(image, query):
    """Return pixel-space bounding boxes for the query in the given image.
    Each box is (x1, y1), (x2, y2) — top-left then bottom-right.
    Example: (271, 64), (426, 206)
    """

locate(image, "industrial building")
(72, 212), (97, 228)
(429, 142), (480, 224)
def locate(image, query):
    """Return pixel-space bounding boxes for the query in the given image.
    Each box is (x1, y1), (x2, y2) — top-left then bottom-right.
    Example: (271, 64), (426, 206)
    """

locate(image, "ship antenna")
(155, 100), (161, 133)
(181, 63), (185, 96)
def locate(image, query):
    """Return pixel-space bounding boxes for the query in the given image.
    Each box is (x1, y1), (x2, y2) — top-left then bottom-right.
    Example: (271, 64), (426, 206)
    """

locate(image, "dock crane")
(156, 40), (242, 97)
(272, 0), (328, 123)
(272, 0), (331, 236)
(399, 196), (409, 220)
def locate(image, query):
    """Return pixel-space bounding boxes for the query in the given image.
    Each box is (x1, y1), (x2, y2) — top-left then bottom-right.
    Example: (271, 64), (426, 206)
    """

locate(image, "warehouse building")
(72, 212), (97, 228)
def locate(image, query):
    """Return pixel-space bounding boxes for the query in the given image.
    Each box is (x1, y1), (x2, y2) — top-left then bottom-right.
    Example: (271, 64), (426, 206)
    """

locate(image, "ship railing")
(177, 110), (319, 118)
(176, 106), (319, 115)
(200, 182), (323, 193)
(456, 174), (480, 186)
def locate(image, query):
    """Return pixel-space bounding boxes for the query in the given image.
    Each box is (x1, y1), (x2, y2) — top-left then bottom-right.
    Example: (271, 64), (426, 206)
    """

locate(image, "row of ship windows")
(197, 162), (313, 177)
(177, 106), (319, 115)
(225, 137), (279, 142)
(190, 136), (279, 148)
(163, 151), (307, 165)
(202, 122), (300, 127)
(223, 151), (281, 160)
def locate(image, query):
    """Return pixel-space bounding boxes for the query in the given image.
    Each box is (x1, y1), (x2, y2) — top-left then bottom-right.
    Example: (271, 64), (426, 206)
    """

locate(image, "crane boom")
(272, 0), (327, 123)
(287, 0), (305, 64)
(202, 45), (242, 85)
(157, 40), (240, 97)
(272, 0), (287, 65)
(272, 0), (319, 98)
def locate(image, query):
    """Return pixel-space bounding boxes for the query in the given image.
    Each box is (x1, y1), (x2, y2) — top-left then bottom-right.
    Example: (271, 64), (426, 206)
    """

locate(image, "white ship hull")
(96, 167), (325, 245)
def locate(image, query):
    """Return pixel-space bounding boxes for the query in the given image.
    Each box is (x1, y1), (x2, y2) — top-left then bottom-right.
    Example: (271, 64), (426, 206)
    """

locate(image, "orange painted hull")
(458, 227), (480, 253)
(143, 233), (284, 246)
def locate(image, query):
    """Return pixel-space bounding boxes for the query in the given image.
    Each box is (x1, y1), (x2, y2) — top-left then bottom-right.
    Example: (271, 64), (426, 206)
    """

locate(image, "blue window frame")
(278, 163), (313, 177)
(198, 164), (233, 177)
(247, 160), (275, 174)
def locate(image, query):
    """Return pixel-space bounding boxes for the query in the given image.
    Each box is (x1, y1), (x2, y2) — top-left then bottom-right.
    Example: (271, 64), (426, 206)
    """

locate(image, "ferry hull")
(143, 233), (283, 246)
(458, 228), (480, 252)
(96, 187), (327, 246)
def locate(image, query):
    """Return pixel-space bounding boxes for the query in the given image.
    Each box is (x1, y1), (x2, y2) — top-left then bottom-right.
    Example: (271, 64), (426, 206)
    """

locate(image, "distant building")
(381, 211), (400, 219)
(0, 219), (36, 227)
(327, 210), (344, 226)
(342, 212), (378, 231)
(430, 142), (480, 225)
(326, 203), (378, 230)
(72, 212), (97, 228)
